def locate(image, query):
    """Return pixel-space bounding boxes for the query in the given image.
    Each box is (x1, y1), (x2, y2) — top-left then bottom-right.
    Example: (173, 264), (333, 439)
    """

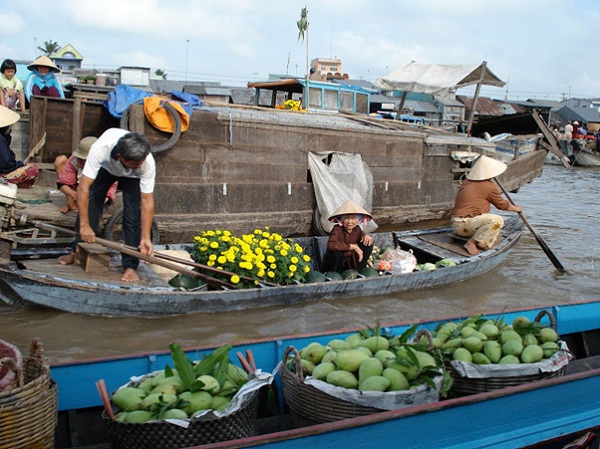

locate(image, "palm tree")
(155, 69), (167, 80)
(37, 40), (61, 56)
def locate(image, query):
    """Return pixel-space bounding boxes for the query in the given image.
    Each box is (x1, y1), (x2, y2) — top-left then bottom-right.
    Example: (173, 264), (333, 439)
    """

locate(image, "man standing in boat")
(58, 128), (155, 282)
(451, 155), (522, 256)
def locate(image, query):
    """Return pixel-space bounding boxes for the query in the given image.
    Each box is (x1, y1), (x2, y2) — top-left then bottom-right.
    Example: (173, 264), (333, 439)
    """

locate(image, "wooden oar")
(494, 180), (567, 273)
(33, 221), (239, 290)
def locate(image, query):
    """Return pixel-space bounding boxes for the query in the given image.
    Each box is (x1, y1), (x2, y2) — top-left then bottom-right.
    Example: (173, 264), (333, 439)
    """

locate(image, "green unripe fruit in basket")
(382, 368), (410, 391)
(500, 329), (523, 345)
(499, 354), (520, 364)
(502, 339), (523, 357)
(523, 333), (538, 347)
(345, 333), (364, 348)
(359, 375), (390, 392)
(462, 336), (484, 354)
(539, 328), (559, 343)
(460, 326), (476, 338)
(111, 387), (147, 412)
(140, 393), (177, 410)
(300, 359), (316, 375)
(413, 350), (437, 369)
(541, 341), (560, 358)
(358, 357), (384, 383)
(453, 347), (473, 363)
(472, 352), (491, 364)
(196, 375), (220, 394)
(335, 349), (370, 372)
(512, 316), (531, 330)
(521, 345), (544, 363)
(483, 340), (502, 363)
(180, 391), (213, 416)
(124, 410), (155, 423)
(312, 362), (336, 381)
(359, 336), (390, 353)
(327, 339), (351, 352)
(304, 342), (328, 365)
(321, 350), (337, 364)
(374, 349), (397, 365)
(326, 370), (359, 389)
(163, 408), (188, 420)
(478, 323), (500, 339)
(211, 396), (231, 412)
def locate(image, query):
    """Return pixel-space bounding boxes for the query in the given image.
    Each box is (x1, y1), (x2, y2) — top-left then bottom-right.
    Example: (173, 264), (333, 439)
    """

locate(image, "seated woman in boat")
(451, 155), (522, 256)
(0, 105), (39, 187)
(54, 136), (117, 213)
(321, 200), (374, 274)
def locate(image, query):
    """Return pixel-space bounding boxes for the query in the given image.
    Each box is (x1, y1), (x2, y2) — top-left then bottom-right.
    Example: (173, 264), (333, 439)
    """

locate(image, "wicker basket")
(0, 338), (58, 449)
(102, 388), (259, 449)
(280, 346), (386, 426)
(447, 310), (568, 397)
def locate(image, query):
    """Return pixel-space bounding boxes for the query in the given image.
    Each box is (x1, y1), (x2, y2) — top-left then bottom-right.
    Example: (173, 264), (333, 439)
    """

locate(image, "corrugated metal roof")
(456, 95), (526, 117)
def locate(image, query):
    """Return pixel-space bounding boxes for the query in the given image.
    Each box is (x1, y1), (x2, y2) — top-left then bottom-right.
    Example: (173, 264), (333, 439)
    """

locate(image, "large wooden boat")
(25, 95), (547, 243)
(0, 217), (522, 317)
(45, 298), (600, 448)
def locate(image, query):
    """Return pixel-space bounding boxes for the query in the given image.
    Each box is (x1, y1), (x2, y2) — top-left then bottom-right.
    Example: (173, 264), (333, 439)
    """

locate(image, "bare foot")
(58, 252), (75, 265)
(58, 204), (77, 214)
(121, 268), (141, 282)
(464, 238), (480, 256)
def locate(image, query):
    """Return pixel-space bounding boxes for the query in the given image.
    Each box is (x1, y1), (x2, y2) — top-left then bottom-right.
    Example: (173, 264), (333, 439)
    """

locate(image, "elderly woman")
(452, 155), (522, 256)
(321, 200), (374, 274)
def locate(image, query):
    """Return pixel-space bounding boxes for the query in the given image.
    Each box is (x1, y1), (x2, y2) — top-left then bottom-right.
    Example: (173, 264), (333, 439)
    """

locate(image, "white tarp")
(374, 61), (505, 95)
(308, 152), (378, 234)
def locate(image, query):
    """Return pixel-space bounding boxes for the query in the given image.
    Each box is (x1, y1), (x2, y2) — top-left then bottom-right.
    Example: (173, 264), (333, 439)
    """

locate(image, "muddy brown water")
(0, 164), (598, 364)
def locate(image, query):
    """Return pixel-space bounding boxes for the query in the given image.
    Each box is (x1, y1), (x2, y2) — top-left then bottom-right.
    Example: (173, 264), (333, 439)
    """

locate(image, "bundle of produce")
(0, 338), (57, 449)
(428, 310), (572, 396)
(280, 324), (450, 425)
(101, 343), (273, 449)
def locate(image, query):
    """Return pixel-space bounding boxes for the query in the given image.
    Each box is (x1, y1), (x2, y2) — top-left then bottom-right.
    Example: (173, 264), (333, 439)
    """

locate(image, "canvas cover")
(374, 61), (505, 95)
(308, 152), (378, 234)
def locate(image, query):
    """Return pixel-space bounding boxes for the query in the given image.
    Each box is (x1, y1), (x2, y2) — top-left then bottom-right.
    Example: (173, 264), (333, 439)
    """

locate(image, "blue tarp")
(103, 84), (152, 119)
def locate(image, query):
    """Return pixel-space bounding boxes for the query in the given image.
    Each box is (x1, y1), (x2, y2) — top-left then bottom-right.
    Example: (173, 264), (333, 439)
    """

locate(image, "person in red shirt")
(55, 136), (117, 213)
(321, 200), (374, 273)
(452, 155), (522, 256)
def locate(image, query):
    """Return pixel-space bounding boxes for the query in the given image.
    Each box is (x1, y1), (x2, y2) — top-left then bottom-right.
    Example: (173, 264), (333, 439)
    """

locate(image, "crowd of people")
(552, 120), (600, 160)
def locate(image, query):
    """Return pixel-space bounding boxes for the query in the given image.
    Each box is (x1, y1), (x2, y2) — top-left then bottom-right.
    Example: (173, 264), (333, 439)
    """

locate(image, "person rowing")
(451, 155), (522, 256)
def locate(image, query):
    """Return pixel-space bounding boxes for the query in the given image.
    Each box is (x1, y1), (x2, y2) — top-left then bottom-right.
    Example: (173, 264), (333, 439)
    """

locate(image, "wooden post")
(72, 96), (83, 154)
(394, 91), (408, 120)
(465, 61), (487, 137)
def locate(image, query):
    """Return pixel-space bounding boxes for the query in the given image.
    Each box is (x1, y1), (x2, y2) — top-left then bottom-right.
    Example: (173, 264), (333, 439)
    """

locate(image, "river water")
(1, 164), (598, 364)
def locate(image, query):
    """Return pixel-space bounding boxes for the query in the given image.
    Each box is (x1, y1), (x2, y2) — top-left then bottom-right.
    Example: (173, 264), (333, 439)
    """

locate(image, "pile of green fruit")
(110, 344), (249, 423)
(288, 324), (447, 394)
(414, 259), (457, 271)
(430, 314), (562, 365)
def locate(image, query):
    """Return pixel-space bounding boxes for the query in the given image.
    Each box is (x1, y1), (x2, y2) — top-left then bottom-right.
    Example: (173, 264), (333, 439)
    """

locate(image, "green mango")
(358, 357), (384, 383)
(472, 352), (491, 364)
(304, 342), (327, 365)
(521, 345), (544, 363)
(359, 375), (390, 392)
(502, 340), (523, 357)
(344, 333), (364, 348)
(462, 336), (483, 354)
(335, 349), (370, 372)
(483, 340), (502, 363)
(326, 370), (358, 389)
(163, 408), (188, 419)
(382, 368), (409, 391)
(499, 355), (520, 364)
(111, 387), (147, 412)
(359, 336), (390, 353)
(326, 339), (351, 351)
(312, 362), (336, 381)
(453, 347), (472, 363)
(541, 341), (560, 358)
(123, 410), (155, 423)
(539, 328), (558, 343)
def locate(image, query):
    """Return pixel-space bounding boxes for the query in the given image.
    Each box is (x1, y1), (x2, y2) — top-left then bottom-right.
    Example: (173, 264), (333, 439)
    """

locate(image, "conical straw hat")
(466, 155), (507, 180)
(328, 200), (372, 222)
(27, 55), (61, 73)
(0, 105), (20, 127)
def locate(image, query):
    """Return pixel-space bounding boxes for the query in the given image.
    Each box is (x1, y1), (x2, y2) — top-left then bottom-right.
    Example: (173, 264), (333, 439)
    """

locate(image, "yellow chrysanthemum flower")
(289, 265), (297, 272)
(209, 254), (217, 261)
(231, 275), (240, 284)
(291, 256), (299, 264)
(210, 241), (219, 249)
(280, 249), (288, 257)
(217, 256), (227, 264)
(304, 266), (311, 273)
(267, 271), (275, 278)
(303, 255), (310, 262)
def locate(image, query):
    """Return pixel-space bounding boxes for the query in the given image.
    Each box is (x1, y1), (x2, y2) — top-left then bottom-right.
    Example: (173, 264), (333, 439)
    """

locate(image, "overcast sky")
(1, 0), (595, 101)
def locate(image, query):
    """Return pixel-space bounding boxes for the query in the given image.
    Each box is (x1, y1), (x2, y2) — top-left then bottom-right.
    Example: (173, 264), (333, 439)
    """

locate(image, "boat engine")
(0, 180), (17, 231)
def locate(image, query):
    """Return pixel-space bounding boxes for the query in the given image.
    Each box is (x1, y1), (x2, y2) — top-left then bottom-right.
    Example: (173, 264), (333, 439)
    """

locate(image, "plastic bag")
(378, 249), (417, 274)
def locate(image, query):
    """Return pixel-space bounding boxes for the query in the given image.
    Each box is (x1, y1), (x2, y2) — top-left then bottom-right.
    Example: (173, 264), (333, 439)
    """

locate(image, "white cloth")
(82, 128), (156, 193)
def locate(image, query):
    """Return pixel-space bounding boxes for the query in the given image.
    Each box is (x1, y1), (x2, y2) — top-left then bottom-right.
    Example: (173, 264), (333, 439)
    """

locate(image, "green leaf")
(192, 344), (233, 377)
(169, 343), (202, 393)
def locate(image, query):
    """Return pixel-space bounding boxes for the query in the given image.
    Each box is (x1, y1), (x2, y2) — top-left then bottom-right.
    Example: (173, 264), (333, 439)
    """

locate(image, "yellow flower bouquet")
(190, 228), (311, 288)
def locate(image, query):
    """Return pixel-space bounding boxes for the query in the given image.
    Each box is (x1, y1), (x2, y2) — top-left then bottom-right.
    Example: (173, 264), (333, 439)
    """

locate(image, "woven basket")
(447, 310), (568, 397)
(280, 346), (385, 426)
(102, 389), (259, 449)
(0, 337), (58, 449)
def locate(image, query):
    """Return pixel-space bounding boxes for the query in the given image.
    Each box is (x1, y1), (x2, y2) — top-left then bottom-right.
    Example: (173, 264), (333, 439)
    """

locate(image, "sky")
(1, 0), (597, 102)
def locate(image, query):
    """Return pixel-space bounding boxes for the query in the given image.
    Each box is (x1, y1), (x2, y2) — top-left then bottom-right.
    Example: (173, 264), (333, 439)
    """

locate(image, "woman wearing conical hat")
(321, 199), (374, 273)
(452, 155), (522, 256)
(24, 55), (65, 101)
(0, 105), (39, 187)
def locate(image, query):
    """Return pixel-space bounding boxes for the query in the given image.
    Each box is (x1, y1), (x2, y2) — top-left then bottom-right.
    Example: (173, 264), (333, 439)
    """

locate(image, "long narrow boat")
(48, 299), (600, 449)
(0, 217), (522, 317)
(573, 147), (600, 167)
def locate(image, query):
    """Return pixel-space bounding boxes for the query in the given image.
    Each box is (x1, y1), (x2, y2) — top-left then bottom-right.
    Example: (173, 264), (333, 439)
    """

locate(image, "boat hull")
(0, 219), (522, 317)
(49, 299), (600, 449)
(27, 98), (546, 242)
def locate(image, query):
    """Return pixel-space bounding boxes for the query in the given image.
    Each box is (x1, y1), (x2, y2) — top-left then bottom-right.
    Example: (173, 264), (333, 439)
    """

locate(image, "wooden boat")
(0, 217), (523, 317)
(23, 95), (547, 243)
(48, 298), (600, 449)
(573, 147), (600, 167)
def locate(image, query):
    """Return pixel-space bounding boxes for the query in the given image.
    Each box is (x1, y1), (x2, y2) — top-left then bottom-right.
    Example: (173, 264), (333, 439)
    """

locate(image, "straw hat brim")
(27, 55), (61, 73)
(466, 155), (507, 180)
(72, 136), (98, 159)
(328, 200), (373, 222)
(0, 105), (20, 128)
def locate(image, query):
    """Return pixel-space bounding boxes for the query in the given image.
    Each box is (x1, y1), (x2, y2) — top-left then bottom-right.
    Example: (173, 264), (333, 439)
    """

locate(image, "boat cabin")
(248, 79), (372, 114)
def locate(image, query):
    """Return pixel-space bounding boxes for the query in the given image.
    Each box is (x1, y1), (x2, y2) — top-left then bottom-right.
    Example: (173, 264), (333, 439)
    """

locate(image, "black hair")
(115, 133), (151, 162)
(1, 59), (17, 74)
